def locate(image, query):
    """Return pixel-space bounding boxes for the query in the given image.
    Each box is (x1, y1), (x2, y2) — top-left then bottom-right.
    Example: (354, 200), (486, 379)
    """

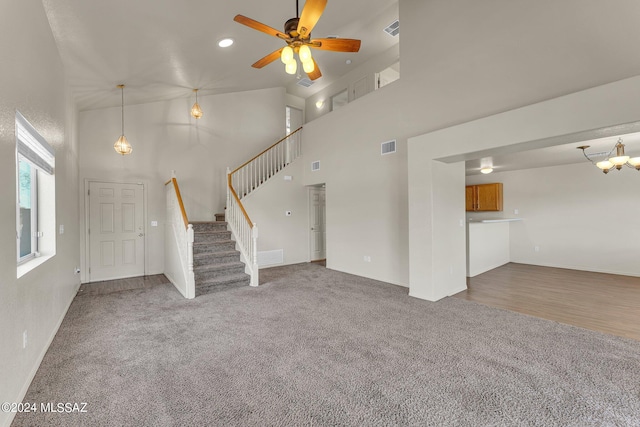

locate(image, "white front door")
(309, 187), (326, 261)
(88, 181), (145, 282)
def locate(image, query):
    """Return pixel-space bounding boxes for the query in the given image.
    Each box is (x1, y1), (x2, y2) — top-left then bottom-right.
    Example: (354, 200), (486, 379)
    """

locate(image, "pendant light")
(114, 84), (132, 155)
(191, 89), (203, 119)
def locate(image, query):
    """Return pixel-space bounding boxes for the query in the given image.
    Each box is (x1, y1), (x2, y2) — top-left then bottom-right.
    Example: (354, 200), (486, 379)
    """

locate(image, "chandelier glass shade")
(114, 84), (132, 155)
(578, 138), (640, 174)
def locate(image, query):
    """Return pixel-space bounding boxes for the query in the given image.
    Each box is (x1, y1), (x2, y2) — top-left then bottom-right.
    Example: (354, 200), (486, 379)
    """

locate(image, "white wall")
(298, 0), (640, 293)
(242, 159), (310, 267)
(466, 163), (640, 277)
(0, 1), (80, 426)
(78, 88), (286, 282)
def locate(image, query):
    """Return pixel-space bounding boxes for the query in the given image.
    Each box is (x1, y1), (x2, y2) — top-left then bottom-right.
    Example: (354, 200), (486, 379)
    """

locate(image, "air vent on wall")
(384, 20), (400, 37)
(311, 160), (320, 171)
(297, 78), (315, 88)
(381, 140), (396, 155)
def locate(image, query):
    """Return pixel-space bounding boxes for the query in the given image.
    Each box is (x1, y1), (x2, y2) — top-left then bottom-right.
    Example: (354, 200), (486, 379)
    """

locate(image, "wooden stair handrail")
(165, 177), (189, 230)
(231, 127), (303, 174)
(228, 173), (253, 228)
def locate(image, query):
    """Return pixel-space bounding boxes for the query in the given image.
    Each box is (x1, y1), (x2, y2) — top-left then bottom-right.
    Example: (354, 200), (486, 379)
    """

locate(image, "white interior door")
(88, 181), (145, 282)
(309, 187), (326, 261)
(353, 76), (369, 101)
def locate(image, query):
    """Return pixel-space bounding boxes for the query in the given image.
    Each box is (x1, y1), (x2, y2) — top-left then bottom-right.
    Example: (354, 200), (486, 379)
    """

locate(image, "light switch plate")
(151, 221), (158, 226)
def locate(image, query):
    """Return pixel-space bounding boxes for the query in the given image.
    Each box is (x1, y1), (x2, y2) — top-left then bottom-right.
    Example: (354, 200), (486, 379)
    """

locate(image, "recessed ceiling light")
(346, 59), (352, 65)
(218, 38), (234, 48)
(480, 167), (494, 174)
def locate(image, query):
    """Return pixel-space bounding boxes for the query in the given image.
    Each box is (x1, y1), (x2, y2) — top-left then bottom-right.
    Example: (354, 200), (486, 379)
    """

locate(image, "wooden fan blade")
(307, 58), (322, 80)
(234, 15), (290, 40)
(310, 38), (361, 52)
(252, 48), (284, 69)
(297, 0), (327, 38)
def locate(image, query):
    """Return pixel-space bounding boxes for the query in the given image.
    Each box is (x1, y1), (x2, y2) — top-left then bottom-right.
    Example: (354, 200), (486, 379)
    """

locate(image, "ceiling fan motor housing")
(285, 18), (301, 37)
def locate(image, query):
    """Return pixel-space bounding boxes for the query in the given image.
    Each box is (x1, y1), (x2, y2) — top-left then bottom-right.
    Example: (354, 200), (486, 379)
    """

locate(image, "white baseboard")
(510, 261), (640, 278)
(3, 282), (80, 427)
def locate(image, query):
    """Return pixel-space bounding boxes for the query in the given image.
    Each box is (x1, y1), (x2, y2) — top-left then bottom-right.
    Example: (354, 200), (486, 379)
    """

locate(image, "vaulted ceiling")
(42, 0), (398, 111)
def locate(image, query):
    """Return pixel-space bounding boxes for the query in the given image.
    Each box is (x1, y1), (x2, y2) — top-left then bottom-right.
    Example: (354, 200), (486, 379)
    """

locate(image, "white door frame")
(83, 178), (148, 282)
(308, 185), (326, 262)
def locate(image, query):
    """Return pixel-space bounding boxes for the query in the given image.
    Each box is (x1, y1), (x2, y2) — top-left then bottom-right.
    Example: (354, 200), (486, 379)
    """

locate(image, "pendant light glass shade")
(302, 59), (315, 73)
(114, 84), (133, 155)
(299, 45), (312, 62)
(191, 89), (203, 119)
(114, 135), (132, 155)
(281, 46), (294, 64)
(285, 60), (297, 75)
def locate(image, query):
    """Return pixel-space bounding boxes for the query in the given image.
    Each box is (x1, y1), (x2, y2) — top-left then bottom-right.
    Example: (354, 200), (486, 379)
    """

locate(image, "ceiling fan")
(234, 0), (361, 80)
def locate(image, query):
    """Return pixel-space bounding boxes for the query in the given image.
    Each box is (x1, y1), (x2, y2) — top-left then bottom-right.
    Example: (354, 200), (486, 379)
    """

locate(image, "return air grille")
(381, 140), (396, 155)
(297, 78), (314, 88)
(384, 20), (400, 37)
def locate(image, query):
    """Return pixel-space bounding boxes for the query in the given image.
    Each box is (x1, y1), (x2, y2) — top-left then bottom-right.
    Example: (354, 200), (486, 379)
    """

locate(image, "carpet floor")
(13, 263), (640, 426)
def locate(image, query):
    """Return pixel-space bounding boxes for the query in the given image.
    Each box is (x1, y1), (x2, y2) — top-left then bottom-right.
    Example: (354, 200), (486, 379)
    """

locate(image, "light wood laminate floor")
(454, 263), (640, 341)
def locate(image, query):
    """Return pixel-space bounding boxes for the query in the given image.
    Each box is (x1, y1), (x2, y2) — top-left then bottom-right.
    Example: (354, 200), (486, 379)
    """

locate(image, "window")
(18, 158), (38, 261)
(16, 111), (56, 275)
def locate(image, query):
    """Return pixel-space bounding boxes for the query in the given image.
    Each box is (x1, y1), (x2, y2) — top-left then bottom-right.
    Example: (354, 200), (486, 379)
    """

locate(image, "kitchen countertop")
(468, 218), (523, 223)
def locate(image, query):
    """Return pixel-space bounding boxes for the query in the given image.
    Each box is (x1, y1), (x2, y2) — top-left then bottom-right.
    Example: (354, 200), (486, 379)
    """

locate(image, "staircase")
(192, 221), (250, 296)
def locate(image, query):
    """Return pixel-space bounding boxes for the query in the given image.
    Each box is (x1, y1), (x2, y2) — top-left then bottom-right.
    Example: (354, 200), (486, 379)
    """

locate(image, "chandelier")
(577, 138), (640, 174)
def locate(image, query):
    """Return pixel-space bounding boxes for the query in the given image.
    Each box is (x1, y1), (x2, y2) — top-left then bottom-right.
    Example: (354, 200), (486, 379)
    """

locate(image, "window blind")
(16, 111), (55, 175)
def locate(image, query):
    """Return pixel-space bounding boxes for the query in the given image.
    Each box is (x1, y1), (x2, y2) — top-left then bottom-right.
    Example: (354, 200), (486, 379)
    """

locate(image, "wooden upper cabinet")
(466, 183), (503, 212)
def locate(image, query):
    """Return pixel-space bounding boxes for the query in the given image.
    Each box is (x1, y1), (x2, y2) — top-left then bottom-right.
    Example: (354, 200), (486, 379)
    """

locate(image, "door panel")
(89, 181), (144, 281)
(309, 187), (326, 261)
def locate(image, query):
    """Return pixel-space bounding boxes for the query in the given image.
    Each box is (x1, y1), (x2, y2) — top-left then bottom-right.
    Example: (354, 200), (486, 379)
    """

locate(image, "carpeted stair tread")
(193, 239), (235, 246)
(196, 272), (250, 288)
(193, 261), (245, 273)
(193, 249), (239, 259)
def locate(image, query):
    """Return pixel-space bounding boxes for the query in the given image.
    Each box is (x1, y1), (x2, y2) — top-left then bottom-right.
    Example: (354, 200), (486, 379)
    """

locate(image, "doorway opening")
(308, 184), (326, 266)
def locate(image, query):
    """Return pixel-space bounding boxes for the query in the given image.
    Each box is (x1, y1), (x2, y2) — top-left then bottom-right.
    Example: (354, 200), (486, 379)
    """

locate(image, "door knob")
(138, 233), (144, 237)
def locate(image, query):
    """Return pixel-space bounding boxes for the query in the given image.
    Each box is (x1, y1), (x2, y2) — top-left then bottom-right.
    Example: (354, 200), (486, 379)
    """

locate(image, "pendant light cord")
(296, 0), (299, 17)
(121, 85), (125, 136)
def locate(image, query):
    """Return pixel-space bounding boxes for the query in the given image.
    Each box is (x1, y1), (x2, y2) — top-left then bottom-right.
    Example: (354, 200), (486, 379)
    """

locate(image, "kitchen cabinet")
(466, 183), (503, 211)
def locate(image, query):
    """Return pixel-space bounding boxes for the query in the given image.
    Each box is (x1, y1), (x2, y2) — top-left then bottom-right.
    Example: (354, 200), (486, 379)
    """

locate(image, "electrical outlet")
(514, 209), (519, 215)
(151, 221), (158, 227)
(23, 330), (27, 349)
(534, 246), (540, 252)
(59, 224), (64, 234)
(364, 256), (371, 262)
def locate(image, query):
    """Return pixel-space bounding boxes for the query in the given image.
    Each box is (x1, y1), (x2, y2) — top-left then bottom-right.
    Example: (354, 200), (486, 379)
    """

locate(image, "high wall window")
(16, 111), (56, 275)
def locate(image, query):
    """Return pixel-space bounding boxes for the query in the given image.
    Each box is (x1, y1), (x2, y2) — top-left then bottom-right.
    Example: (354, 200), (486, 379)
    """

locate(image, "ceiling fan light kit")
(578, 138), (640, 174)
(234, 0), (361, 81)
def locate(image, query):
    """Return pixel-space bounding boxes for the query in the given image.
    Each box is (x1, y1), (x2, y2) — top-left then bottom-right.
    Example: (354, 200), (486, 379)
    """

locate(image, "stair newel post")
(186, 223), (195, 299)
(250, 223), (259, 287)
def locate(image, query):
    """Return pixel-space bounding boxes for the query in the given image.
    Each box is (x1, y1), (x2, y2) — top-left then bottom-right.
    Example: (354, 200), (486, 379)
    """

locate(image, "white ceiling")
(466, 132), (640, 175)
(42, 0), (398, 111)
